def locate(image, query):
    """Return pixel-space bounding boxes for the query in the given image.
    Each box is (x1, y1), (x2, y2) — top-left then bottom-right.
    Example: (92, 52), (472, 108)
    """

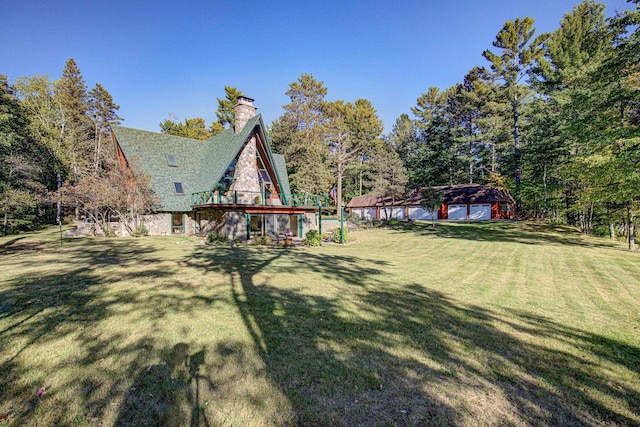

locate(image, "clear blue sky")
(1, 0), (632, 133)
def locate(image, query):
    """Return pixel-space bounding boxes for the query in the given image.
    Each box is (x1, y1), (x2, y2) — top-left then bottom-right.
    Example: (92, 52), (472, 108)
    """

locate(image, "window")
(167, 154), (178, 167)
(171, 213), (185, 234)
(258, 169), (272, 183)
(174, 182), (185, 195)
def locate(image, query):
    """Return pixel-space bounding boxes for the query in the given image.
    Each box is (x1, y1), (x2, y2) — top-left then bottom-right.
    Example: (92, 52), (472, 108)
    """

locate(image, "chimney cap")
(237, 96), (255, 105)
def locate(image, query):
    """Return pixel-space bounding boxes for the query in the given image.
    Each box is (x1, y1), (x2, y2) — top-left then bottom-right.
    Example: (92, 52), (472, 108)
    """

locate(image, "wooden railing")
(191, 190), (329, 208)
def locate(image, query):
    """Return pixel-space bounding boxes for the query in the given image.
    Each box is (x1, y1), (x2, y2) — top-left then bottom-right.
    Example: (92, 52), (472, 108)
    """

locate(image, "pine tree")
(483, 17), (545, 216)
(270, 74), (332, 195)
(55, 58), (91, 182)
(213, 86), (244, 133)
(88, 83), (122, 172)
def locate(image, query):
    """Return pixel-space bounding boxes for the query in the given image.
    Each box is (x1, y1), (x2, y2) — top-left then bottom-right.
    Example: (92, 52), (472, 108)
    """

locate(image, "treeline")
(268, 1), (640, 249)
(2, 1), (638, 247)
(1, 58), (123, 235)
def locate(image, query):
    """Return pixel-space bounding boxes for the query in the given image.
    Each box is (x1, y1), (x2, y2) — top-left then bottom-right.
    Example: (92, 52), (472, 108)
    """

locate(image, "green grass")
(1, 222), (639, 426)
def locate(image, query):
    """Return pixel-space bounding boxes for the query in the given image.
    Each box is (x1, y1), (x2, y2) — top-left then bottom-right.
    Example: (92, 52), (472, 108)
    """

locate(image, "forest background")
(1, 0), (639, 248)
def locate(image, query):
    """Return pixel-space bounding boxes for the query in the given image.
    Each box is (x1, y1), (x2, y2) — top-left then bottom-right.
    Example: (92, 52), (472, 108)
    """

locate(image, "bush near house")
(304, 229), (322, 246)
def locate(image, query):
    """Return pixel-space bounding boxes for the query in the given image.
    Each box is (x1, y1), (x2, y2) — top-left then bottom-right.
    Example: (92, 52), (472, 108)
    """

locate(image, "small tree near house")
(420, 187), (443, 227)
(59, 160), (158, 236)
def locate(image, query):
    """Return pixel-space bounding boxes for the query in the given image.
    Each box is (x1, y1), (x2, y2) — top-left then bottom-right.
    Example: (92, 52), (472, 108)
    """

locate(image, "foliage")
(58, 161), (158, 236)
(132, 224), (149, 237)
(270, 74), (332, 195)
(420, 187), (443, 226)
(329, 226), (348, 243)
(482, 17), (546, 215)
(160, 116), (212, 140)
(386, 218), (400, 227)
(213, 86), (244, 133)
(256, 235), (273, 246)
(304, 229), (322, 246)
(207, 232), (228, 246)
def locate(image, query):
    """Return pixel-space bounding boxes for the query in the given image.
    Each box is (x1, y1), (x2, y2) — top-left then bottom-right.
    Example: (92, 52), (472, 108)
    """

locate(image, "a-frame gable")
(208, 114), (291, 200)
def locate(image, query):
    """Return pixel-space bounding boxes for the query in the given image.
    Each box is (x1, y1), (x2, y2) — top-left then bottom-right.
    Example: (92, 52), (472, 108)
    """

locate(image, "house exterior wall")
(303, 212), (318, 236)
(224, 211), (248, 240)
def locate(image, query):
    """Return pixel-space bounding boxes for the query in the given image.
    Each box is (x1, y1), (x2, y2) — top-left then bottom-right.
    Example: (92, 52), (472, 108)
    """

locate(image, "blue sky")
(1, 0), (633, 133)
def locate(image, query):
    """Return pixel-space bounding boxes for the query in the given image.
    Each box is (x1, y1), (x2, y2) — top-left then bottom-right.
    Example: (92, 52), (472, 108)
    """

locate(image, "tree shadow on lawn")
(116, 343), (213, 427)
(186, 246), (640, 425)
(399, 221), (622, 250)
(0, 239), (227, 425)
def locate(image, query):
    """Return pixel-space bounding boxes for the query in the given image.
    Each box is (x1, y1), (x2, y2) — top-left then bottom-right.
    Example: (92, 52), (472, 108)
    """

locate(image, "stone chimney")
(234, 96), (257, 134)
(229, 96), (261, 205)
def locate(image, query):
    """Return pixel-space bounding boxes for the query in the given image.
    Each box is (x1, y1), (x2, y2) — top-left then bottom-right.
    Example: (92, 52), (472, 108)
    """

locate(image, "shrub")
(386, 218), (400, 227)
(207, 232), (228, 246)
(258, 235), (273, 246)
(304, 230), (322, 246)
(132, 224), (149, 237)
(330, 227), (348, 243)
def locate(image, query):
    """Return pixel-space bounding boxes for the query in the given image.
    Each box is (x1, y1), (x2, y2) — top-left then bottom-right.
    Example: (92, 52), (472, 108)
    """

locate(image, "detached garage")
(348, 184), (514, 221)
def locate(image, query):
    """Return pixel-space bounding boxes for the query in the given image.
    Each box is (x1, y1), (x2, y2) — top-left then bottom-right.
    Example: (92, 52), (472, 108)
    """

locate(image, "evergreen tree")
(270, 74), (332, 195)
(323, 98), (383, 214)
(160, 116), (211, 140)
(409, 87), (457, 186)
(213, 86), (244, 133)
(55, 58), (91, 182)
(366, 138), (408, 216)
(88, 83), (122, 172)
(483, 17), (546, 215)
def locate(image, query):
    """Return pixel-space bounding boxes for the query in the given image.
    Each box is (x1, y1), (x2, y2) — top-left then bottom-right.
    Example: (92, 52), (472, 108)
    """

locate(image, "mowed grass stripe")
(1, 223), (639, 426)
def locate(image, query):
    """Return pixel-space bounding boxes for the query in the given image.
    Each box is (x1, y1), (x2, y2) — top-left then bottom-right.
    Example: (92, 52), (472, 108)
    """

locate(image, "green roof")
(111, 114), (291, 212)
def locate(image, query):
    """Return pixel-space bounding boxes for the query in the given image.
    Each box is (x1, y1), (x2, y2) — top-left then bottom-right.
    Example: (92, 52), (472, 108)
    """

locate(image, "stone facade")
(229, 97), (261, 207)
(229, 135), (261, 204)
(234, 97), (257, 134)
(224, 211), (247, 240)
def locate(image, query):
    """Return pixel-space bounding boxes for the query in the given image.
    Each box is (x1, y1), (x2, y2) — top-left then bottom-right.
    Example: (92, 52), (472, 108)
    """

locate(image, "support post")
(340, 206), (345, 244)
(246, 214), (251, 241)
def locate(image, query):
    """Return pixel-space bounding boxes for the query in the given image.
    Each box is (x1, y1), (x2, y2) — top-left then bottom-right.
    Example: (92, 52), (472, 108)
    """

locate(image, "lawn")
(0, 222), (639, 426)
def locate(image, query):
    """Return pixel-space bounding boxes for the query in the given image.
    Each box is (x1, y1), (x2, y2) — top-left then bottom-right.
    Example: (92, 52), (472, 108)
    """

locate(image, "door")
(409, 207), (437, 221)
(470, 204), (491, 220)
(447, 204), (467, 220)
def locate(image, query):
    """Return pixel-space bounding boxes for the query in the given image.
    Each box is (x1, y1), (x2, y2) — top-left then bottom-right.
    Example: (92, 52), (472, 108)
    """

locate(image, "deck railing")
(191, 190), (329, 209)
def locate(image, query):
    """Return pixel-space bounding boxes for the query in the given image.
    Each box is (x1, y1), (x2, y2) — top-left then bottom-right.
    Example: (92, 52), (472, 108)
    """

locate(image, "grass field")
(1, 222), (639, 426)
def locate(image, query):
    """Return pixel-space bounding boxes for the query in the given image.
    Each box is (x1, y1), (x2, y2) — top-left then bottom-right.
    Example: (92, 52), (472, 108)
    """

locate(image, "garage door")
(470, 204), (491, 220)
(364, 208), (377, 220)
(409, 207), (438, 221)
(391, 207), (405, 219)
(447, 204), (467, 220)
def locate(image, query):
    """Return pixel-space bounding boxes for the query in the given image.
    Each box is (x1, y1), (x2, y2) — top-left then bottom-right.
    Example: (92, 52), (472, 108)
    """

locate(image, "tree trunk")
(542, 162), (548, 221)
(337, 162), (343, 217)
(512, 102), (522, 217)
(491, 140), (497, 173)
(359, 158), (363, 196)
(627, 200), (636, 251)
(2, 196), (8, 236)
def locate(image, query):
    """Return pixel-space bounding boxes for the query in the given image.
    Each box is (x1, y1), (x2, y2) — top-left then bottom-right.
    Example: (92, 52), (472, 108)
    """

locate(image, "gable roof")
(348, 184), (513, 208)
(112, 114), (291, 212)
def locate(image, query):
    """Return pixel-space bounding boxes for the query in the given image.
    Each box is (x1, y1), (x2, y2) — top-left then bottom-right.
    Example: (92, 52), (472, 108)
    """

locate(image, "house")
(348, 184), (514, 221)
(111, 97), (328, 239)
